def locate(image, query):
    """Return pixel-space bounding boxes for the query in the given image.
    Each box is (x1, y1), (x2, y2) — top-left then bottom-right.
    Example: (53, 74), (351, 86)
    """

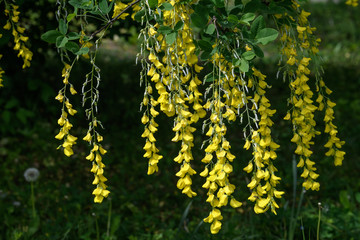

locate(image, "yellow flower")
(97, 134), (103, 142)
(55, 130), (65, 140)
(64, 147), (74, 157)
(148, 27), (157, 36)
(230, 198), (242, 208)
(83, 132), (92, 142)
(3, 22), (11, 30)
(70, 86), (77, 95)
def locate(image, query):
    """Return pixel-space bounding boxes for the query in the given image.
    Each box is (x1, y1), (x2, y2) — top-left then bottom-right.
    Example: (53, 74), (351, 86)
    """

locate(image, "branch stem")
(90, 0), (140, 39)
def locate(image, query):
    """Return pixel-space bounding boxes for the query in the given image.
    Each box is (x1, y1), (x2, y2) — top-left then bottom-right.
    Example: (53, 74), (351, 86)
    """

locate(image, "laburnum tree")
(1, 0), (354, 234)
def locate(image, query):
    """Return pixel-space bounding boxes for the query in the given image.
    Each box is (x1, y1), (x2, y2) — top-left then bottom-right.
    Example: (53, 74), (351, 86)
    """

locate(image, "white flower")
(24, 168), (40, 182)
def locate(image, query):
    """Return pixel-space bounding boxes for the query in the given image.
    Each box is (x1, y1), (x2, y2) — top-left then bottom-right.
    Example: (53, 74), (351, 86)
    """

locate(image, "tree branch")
(90, 0), (141, 39)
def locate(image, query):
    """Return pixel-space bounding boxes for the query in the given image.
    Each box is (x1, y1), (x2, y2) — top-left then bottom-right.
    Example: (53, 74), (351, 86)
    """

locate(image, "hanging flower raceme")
(138, 10), (165, 176)
(288, 57), (321, 191)
(245, 68), (284, 214)
(277, 1), (345, 191)
(84, 132), (110, 203)
(160, 1), (202, 198)
(141, 77), (163, 175)
(3, 3), (33, 69)
(55, 63), (78, 157)
(1, 2), (33, 87)
(139, 0), (205, 198)
(201, 51), (243, 234)
(316, 80), (346, 166)
(81, 34), (111, 203)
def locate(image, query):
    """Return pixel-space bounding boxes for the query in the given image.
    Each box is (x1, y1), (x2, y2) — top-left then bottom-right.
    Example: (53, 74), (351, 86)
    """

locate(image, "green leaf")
(240, 58), (249, 72)
(59, 19), (68, 35)
(67, 32), (80, 40)
(67, 13), (76, 22)
(174, 21), (184, 31)
(244, 0), (263, 13)
(69, 0), (93, 9)
(241, 12), (255, 23)
(204, 73), (214, 83)
(233, 59), (241, 67)
(339, 190), (351, 209)
(191, 13), (208, 29)
(255, 28), (279, 45)
(242, 51), (255, 60)
(134, 10), (145, 22)
(75, 47), (89, 55)
(227, 15), (239, 24)
(239, 13), (255, 26)
(205, 24), (215, 35)
(65, 41), (80, 53)
(165, 32), (177, 45)
(41, 30), (63, 44)
(251, 15), (265, 36)
(148, 0), (158, 9)
(157, 26), (173, 34)
(197, 40), (213, 52)
(267, 2), (286, 14)
(200, 52), (211, 61)
(211, 0), (225, 8)
(99, 0), (111, 14)
(252, 44), (264, 58)
(56, 36), (68, 48)
(160, 2), (173, 10)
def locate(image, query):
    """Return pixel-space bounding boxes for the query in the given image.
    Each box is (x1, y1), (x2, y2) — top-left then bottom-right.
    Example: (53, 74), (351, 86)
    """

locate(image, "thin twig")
(90, 0), (140, 39)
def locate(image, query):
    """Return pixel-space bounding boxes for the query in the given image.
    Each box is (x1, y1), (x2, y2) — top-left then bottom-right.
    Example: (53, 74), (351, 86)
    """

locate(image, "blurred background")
(0, 0), (359, 239)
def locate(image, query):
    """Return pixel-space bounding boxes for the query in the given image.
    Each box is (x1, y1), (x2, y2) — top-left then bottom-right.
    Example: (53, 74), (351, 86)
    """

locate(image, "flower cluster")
(295, 0), (345, 165)
(317, 81), (346, 166)
(139, 0), (205, 199)
(3, 3), (33, 69)
(157, 1), (205, 197)
(346, 0), (359, 7)
(245, 68), (284, 214)
(201, 52), (242, 234)
(277, 1), (345, 191)
(286, 57), (321, 191)
(84, 133), (110, 203)
(80, 39), (110, 203)
(55, 63), (78, 157)
(141, 83), (163, 175)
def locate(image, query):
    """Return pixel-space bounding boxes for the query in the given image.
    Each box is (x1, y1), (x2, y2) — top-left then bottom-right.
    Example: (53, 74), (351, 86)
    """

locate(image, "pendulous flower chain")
(44, 0), (347, 234)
